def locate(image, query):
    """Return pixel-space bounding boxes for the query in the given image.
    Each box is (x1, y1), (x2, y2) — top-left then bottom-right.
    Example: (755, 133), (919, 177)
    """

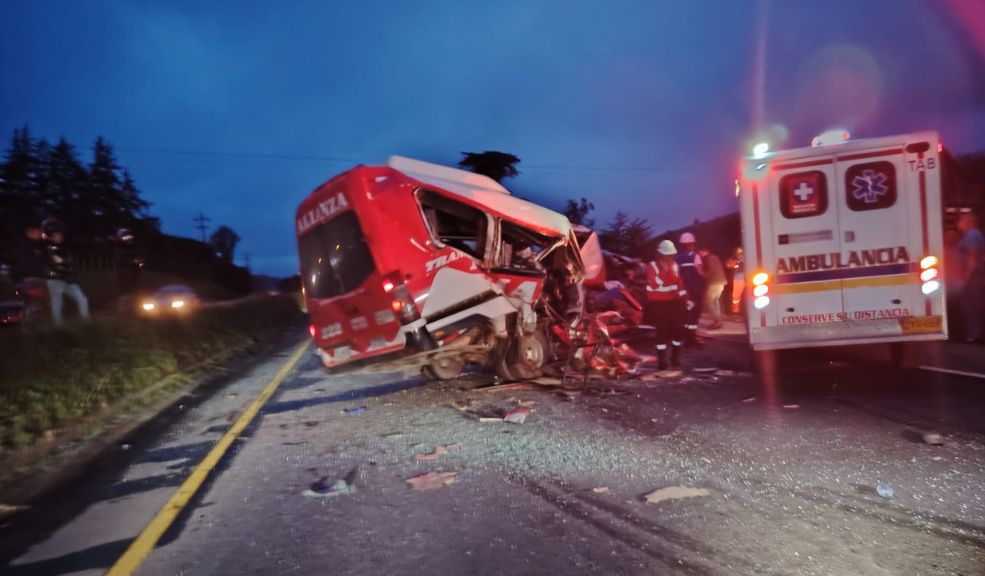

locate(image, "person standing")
(42, 219), (90, 326)
(699, 247), (726, 329)
(644, 240), (690, 370)
(7, 224), (49, 325)
(675, 232), (705, 345)
(956, 212), (985, 343)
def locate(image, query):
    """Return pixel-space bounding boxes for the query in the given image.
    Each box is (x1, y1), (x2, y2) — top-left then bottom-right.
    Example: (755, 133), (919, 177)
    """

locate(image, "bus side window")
(418, 190), (488, 259)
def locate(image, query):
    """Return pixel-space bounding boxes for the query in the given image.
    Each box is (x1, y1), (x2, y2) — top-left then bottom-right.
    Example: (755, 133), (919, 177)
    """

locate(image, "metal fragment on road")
(415, 443), (461, 461)
(644, 486), (711, 504)
(922, 431), (944, 446)
(503, 406), (530, 424)
(782, 404), (799, 409)
(741, 397), (756, 403)
(406, 471), (457, 490)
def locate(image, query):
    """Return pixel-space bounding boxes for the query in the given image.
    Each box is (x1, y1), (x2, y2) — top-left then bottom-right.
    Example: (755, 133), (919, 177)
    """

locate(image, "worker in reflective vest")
(644, 239), (692, 370)
(675, 232), (705, 346)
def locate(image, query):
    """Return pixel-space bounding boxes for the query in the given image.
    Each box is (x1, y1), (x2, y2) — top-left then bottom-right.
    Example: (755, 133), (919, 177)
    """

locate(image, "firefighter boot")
(670, 343), (682, 369)
(656, 347), (669, 371)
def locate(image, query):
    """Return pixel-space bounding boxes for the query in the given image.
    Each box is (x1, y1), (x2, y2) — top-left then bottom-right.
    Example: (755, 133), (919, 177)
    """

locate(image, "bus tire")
(422, 356), (465, 381)
(495, 331), (547, 381)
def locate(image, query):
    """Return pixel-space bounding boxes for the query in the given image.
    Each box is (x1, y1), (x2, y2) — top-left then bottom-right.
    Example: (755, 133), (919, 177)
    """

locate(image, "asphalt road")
(4, 329), (985, 576)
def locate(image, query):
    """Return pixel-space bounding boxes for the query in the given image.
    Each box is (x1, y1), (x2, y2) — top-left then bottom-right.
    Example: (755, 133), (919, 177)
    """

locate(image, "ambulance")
(295, 156), (587, 381)
(738, 131), (947, 352)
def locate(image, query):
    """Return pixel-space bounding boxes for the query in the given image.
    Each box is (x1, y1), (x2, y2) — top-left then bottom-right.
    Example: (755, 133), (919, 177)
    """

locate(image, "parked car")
(140, 284), (199, 315)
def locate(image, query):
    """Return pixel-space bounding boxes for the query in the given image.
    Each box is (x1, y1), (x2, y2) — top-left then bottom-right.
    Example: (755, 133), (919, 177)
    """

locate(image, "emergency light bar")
(811, 130), (851, 147)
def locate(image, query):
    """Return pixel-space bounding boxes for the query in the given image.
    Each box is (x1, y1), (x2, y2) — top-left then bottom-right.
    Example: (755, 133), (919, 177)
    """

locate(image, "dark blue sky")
(3, 0), (984, 275)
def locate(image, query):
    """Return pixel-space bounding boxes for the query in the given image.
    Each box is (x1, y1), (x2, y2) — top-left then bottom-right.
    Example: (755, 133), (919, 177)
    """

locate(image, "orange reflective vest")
(645, 261), (688, 302)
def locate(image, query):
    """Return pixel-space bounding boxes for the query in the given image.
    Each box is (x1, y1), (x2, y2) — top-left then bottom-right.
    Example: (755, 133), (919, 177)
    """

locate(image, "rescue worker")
(42, 218), (90, 326)
(675, 232), (705, 346)
(645, 239), (690, 370)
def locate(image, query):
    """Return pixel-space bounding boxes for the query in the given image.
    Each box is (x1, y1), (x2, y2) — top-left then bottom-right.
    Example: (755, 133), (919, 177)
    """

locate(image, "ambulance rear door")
(767, 155), (842, 324)
(833, 144), (915, 320)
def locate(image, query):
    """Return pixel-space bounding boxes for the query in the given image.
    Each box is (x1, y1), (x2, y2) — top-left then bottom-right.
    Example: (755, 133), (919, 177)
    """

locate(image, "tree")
(599, 211), (655, 259)
(457, 151), (521, 183)
(44, 137), (88, 229)
(0, 125), (46, 231)
(564, 197), (595, 227)
(210, 225), (240, 262)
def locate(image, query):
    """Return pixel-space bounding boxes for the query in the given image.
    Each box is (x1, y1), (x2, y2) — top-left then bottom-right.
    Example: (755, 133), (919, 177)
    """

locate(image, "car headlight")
(171, 299), (185, 309)
(142, 302), (156, 311)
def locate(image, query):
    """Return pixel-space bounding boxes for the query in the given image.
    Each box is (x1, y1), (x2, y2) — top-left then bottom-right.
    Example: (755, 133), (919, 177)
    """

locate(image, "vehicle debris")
(922, 431), (945, 446)
(343, 406), (367, 415)
(503, 406), (531, 424)
(741, 396), (756, 403)
(415, 443), (461, 461)
(452, 398), (476, 412)
(478, 417), (504, 423)
(303, 468), (358, 498)
(693, 367), (717, 373)
(476, 382), (534, 394)
(406, 471), (457, 490)
(876, 483), (894, 499)
(644, 486), (711, 504)
(782, 404), (800, 409)
(714, 369), (736, 377)
(592, 487), (610, 494)
(0, 503), (30, 520)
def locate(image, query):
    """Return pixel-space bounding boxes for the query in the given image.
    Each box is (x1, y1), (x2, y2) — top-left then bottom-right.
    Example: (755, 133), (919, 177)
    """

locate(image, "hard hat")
(657, 239), (677, 256)
(679, 232), (696, 244)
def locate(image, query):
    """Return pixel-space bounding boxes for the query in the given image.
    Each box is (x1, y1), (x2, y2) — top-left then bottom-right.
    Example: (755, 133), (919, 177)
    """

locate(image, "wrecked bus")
(295, 156), (585, 381)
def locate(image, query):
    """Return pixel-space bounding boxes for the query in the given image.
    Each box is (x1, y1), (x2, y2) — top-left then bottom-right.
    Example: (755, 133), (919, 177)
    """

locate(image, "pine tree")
(0, 126), (45, 230)
(45, 137), (89, 235)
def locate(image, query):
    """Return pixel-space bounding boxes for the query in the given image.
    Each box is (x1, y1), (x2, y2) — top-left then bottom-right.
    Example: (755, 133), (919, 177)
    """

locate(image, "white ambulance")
(738, 131), (947, 352)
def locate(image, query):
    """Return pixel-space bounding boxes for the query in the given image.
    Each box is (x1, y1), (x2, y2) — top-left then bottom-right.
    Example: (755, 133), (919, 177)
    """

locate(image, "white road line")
(917, 365), (985, 381)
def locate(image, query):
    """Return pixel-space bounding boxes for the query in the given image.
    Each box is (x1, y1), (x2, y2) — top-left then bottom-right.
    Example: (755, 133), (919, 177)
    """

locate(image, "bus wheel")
(495, 332), (546, 381)
(423, 356), (465, 381)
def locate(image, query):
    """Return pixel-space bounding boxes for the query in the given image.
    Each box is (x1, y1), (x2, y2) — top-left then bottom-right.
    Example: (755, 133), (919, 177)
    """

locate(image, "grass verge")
(0, 295), (304, 454)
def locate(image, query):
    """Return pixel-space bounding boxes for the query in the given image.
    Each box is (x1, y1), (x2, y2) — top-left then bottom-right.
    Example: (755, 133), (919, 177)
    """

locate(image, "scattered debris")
(644, 486), (711, 504)
(382, 431), (404, 439)
(0, 503), (30, 519)
(476, 382), (534, 394)
(555, 389), (583, 400)
(304, 421), (320, 427)
(922, 431), (945, 446)
(693, 367), (717, 373)
(415, 443), (461, 461)
(303, 468), (358, 498)
(876, 483), (894, 499)
(592, 487), (610, 494)
(452, 398), (476, 412)
(343, 406), (367, 415)
(741, 397), (756, 404)
(515, 399), (536, 408)
(479, 417), (504, 423)
(406, 471), (457, 490)
(661, 369), (683, 378)
(532, 377), (563, 387)
(782, 404), (800, 409)
(503, 407), (531, 424)
(714, 369), (736, 377)
(227, 393), (238, 399)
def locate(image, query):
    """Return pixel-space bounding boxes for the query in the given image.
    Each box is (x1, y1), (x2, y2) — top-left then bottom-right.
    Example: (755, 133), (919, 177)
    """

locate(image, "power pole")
(193, 213), (211, 243)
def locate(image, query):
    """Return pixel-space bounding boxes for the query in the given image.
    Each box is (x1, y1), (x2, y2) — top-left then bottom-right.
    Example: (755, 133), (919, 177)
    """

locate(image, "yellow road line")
(107, 340), (310, 576)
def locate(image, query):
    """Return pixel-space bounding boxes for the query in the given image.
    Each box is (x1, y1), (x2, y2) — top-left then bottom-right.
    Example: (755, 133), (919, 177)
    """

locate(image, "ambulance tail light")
(919, 256), (941, 295)
(308, 323), (317, 338)
(752, 271), (771, 309)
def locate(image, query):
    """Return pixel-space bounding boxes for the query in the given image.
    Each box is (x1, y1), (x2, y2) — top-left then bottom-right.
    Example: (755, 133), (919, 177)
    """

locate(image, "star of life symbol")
(851, 170), (888, 204)
(793, 182), (814, 201)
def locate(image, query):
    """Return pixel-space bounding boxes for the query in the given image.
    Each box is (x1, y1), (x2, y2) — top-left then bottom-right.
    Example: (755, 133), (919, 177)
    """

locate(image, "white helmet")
(679, 232), (696, 244)
(657, 239), (677, 256)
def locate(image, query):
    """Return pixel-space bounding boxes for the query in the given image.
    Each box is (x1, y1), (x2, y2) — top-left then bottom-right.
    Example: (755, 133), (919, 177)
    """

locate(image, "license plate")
(900, 315), (942, 334)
